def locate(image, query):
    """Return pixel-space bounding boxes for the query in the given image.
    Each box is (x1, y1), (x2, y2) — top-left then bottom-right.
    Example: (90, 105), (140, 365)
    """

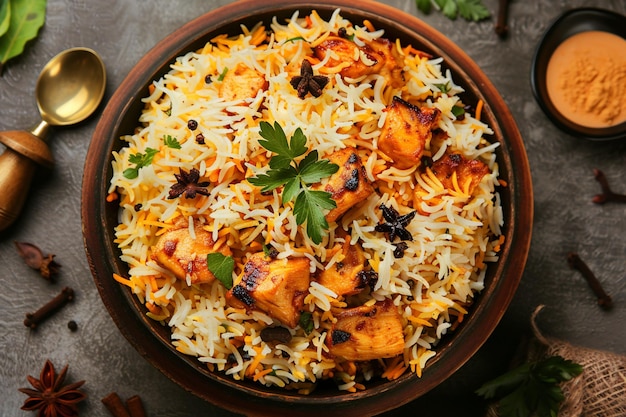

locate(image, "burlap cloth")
(486, 306), (626, 417)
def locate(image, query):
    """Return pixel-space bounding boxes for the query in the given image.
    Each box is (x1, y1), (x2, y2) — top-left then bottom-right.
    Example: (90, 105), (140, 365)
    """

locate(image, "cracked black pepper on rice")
(108, 9), (504, 393)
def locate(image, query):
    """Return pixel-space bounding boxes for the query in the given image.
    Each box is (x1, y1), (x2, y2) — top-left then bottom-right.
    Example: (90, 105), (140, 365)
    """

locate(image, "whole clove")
(24, 287), (75, 329)
(592, 168), (626, 204)
(495, 0), (511, 38)
(567, 252), (613, 310)
(14, 241), (61, 280)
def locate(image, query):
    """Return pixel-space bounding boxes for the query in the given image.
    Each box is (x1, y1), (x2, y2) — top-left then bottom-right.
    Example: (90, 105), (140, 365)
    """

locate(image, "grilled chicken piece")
(219, 63), (268, 102)
(365, 38), (405, 88)
(317, 237), (367, 297)
(226, 252), (310, 328)
(152, 224), (231, 285)
(314, 148), (374, 223)
(314, 36), (404, 86)
(326, 299), (405, 361)
(430, 152), (489, 195)
(378, 96), (441, 170)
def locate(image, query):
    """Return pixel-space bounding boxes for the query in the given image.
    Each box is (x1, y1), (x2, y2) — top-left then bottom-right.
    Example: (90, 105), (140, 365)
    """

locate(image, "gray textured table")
(1, 1), (625, 416)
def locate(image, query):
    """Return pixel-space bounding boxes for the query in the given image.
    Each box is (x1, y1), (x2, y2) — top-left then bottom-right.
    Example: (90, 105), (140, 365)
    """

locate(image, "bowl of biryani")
(82, 0), (533, 415)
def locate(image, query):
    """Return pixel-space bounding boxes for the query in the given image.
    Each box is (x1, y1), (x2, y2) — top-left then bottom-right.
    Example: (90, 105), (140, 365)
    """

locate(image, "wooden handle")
(0, 130), (54, 232)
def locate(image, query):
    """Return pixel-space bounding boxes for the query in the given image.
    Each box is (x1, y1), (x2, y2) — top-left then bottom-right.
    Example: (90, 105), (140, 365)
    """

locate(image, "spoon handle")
(0, 130), (53, 232)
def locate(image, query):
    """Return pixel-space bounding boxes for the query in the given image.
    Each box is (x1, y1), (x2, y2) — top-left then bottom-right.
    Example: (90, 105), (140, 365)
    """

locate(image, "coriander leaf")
(0, 0), (10, 38)
(163, 134), (181, 149)
(0, 0), (47, 75)
(282, 177), (301, 203)
(293, 188), (336, 244)
(298, 311), (314, 334)
(451, 105), (465, 118)
(207, 252), (234, 289)
(299, 158), (340, 184)
(434, 82), (451, 93)
(259, 121), (307, 169)
(123, 147), (158, 179)
(476, 356), (583, 417)
(415, 0), (432, 14)
(438, 0), (459, 19)
(248, 166), (297, 192)
(457, 0), (491, 22)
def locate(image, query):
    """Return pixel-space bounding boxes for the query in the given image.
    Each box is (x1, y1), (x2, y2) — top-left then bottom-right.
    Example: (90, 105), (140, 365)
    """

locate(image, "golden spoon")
(0, 47), (106, 231)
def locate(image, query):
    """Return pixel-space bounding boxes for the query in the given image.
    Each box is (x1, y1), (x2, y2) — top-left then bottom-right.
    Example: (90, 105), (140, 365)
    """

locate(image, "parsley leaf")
(476, 355), (583, 417)
(248, 121), (339, 244)
(416, 0), (490, 22)
(298, 311), (314, 334)
(207, 252), (234, 289)
(163, 134), (181, 149)
(123, 147), (159, 179)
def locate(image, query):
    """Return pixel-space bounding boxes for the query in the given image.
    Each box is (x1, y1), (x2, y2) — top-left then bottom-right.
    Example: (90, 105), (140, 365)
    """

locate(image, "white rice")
(110, 9), (504, 392)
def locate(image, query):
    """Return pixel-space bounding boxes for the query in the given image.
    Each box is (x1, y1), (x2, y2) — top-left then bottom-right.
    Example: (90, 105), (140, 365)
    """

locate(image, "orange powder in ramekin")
(546, 30), (626, 128)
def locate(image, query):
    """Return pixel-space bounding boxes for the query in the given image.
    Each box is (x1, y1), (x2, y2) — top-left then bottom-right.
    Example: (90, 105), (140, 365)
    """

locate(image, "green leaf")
(451, 105), (465, 118)
(298, 311), (314, 334)
(0, 0), (47, 74)
(415, 0), (432, 14)
(123, 147), (158, 179)
(476, 356), (583, 417)
(163, 134), (181, 149)
(0, 0), (10, 38)
(438, 0), (458, 19)
(457, 0), (491, 22)
(282, 177), (301, 203)
(293, 189), (336, 244)
(248, 166), (296, 192)
(207, 252), (234, 289)
(259, 121), (307, 168)
(299, 157), (339, 184)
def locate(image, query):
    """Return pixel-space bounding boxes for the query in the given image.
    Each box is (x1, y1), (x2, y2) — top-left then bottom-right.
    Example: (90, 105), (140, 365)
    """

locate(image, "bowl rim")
(82, 0), (533, 415)
(530, 7), (626, 141)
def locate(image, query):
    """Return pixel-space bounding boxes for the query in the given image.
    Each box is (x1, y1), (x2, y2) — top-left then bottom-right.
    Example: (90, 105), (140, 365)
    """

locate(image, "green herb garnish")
(416, 0), (490, 22)
(217, 67), (228, 81)
(284, 36), (306, 43)
(123, 148), (159, 179)
(0, 0), (47, 75)
(298, 311), (314, 334)
(248, 121), (339, 244)
(207, 252), (235, 289)
(451, 105), (465, 118)
(476, 355), (583, 417)
(434, 82), (451, 93)
(163, 134), (181, 149)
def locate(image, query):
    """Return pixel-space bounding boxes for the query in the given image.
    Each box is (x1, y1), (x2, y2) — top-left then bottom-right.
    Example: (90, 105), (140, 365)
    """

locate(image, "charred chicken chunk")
(314, 148), (374, 223)
(316, 237), (367, 297)
(219, 63), (268, 102)
(152, 224), (231, 285)
(378, 96), (441, 170)
(226, 252), (310, 328)
(430, 152), (489, 195)
(326, 299), (405, 361)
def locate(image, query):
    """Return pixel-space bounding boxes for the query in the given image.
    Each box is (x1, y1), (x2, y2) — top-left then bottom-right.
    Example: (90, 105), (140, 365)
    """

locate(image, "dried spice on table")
(15, 241), (61, 281)
(18, 359), (86, 417)
(592, 168), (626, 204)
(24, 287), (75, 329)
(567, 252), (613, 310)
(102, 392), (147, 417)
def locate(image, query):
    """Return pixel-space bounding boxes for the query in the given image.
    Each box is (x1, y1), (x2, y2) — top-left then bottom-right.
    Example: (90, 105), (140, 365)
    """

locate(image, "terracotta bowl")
(82, 1), (533, 415)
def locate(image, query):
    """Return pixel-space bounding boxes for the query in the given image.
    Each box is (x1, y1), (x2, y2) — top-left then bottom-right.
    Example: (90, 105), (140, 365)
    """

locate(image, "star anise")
(375, 204), (416, 242)
(19, 360), (86, 417)
(290, 59), (329, 99)
(168, 167), (210, 199)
